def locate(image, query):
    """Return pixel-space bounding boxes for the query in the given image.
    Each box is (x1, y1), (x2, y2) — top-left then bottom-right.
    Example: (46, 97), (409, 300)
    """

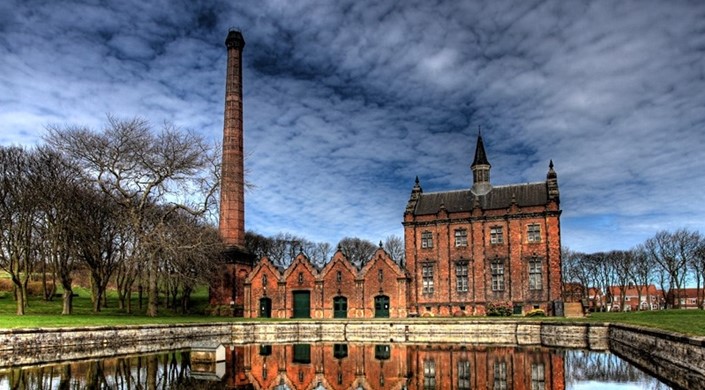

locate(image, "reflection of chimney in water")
(219, 30), (246, 250)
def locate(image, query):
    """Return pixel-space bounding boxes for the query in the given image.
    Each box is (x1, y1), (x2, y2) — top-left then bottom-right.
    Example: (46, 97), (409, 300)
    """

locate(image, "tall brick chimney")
(220, 29), (246, 250)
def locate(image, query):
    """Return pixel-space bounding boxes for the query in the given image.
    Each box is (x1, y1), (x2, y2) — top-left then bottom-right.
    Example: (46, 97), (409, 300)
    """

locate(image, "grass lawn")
(0, 284), (251, 328)
(586, 309), (705, 336)
(2, 283), (704, 336)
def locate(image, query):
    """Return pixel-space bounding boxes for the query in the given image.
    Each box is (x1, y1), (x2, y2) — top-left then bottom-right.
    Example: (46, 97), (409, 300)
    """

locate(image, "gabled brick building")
(243, 246), (409, 318)
(211, 30), (563, 317)
(403, 135), (562, 316)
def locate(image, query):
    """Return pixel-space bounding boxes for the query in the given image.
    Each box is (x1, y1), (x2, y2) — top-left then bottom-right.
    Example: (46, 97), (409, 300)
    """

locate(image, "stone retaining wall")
(1, 320), (607, 368)
(609, 324), (705, 390)
(4, 318), (704, 389)
(229, 320), (609, 349)
(0, 323), (231, 367)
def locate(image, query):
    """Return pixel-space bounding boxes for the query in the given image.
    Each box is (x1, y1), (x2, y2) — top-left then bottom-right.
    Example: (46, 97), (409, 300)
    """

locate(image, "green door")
(259, 298), (271, 318)
(292, 291), (310, 318)
(333, 296), (348, 318)
(374, 295), (390, 318)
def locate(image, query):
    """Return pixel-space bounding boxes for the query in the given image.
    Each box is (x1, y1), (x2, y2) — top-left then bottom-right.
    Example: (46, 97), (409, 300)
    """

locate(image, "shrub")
(525, 309), (546, 317)
(486, 301), (513, 317)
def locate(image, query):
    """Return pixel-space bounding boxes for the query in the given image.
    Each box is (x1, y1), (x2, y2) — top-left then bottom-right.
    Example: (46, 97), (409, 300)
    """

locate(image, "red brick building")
(211, 30), (562, 318)
(403, 135), (562, 316)
(243, 246), (409, 318)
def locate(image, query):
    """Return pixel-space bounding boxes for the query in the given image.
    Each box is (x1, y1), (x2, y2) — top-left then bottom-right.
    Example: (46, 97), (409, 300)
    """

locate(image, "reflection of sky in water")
(571, 382), (659, 390)
(565, 350), (671, 390)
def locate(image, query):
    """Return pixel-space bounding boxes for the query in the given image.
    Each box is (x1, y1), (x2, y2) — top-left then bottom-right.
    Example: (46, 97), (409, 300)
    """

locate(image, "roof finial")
(379, 240), (383, 248)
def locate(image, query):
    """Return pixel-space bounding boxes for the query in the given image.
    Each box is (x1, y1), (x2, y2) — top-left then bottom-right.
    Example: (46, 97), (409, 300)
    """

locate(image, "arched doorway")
(374, 295), (390, 318)
(259, 297), (272, 318)
(333, 296), (348, 318)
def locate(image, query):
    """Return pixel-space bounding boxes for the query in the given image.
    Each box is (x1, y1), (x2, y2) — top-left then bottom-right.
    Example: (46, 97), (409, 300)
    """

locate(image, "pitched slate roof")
(413, 182), (548, 215)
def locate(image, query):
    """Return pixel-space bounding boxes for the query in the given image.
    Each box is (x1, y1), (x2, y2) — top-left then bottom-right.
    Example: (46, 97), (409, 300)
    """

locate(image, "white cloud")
(1, 0), (704, 252)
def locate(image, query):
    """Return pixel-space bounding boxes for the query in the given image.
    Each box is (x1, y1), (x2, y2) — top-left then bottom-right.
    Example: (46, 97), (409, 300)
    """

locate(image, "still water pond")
(0, 343), (672, 389)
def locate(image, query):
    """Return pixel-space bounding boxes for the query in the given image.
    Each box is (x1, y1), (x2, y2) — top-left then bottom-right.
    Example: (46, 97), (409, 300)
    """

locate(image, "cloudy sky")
(1, 0), (704, 253)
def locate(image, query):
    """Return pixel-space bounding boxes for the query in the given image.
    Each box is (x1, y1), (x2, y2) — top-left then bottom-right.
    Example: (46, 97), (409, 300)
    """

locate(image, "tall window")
(455, 229), (468, 247)
(527, 224), (541, 243)
(458, 360), (470, 390)
(494, 361), (507, 390)
(298, 272), (304, 285)
(422, 264), (434, 294)
(336, 270), (342, 283)
(378, 269), (383, 282)
(421, 231), (433, 248)
(529, 258), (542, 290)
(491, 260), (505, 291)
(262, 274), (268, 286)
(531, 363), (545, 390)
(423, 359), (436, 390)
(490, 227), (504, 244)
(456, 262), (468, 292)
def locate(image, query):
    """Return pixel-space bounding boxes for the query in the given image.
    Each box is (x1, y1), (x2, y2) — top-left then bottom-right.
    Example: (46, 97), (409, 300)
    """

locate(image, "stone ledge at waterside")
(229, 320), (609, 349)
(2, 320), (704, 388)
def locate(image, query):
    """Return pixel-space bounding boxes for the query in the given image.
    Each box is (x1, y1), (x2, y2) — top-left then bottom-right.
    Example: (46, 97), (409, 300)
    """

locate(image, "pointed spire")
(405, 175), (423, 215)
(547, 160), (557, 179)
(472, 133), (490, 167)
(470, 130), (492, 196)
(547, 160), (559, 200)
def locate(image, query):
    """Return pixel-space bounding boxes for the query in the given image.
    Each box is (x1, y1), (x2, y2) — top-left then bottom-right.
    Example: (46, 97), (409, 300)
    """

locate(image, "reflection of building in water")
(223, 343), (566, 390)
(407, 345), (565, 390)
(240, 343), (408, 389)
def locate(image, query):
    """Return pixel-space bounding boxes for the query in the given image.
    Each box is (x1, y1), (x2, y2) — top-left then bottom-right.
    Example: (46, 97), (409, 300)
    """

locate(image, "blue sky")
(1, 0), (704, 253)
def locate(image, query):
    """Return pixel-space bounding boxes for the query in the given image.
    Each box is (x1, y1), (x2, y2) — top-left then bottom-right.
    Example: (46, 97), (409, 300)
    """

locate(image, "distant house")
(669, 288), (704, 309)
(608, 285), (661, 311)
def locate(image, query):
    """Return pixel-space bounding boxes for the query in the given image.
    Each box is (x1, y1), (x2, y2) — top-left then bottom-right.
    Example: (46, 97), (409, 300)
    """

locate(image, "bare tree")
(688, 236), (705, 309)
(30, 147), (85, 314)
(590, 252), (615, 311)
(610, 250), (634, 311)
(337, 237), (377, 269)
(0, 146), (39, 315)
(45, 116), (220, 316)
(644, 229), (698, 308)
(630, 245), (655, 310)
(383, 235), (405, 265)
(307, 241), (333, 268)
(72, 188), (126, 312)
(562, 247), (591, 302)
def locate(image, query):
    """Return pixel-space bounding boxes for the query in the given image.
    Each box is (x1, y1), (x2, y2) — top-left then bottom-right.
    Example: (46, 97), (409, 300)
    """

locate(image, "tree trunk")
(147, 258), (158, 317)
(91, 276), (103, 313)
(62, 288), (73, 315)
(126, 289), (132, 314)
(138, 284), (143, 310)
(15, 287), (25, 315)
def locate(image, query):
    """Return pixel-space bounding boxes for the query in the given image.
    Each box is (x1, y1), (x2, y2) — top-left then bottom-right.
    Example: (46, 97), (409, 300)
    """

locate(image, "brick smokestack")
(220, 30), (246, 250)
